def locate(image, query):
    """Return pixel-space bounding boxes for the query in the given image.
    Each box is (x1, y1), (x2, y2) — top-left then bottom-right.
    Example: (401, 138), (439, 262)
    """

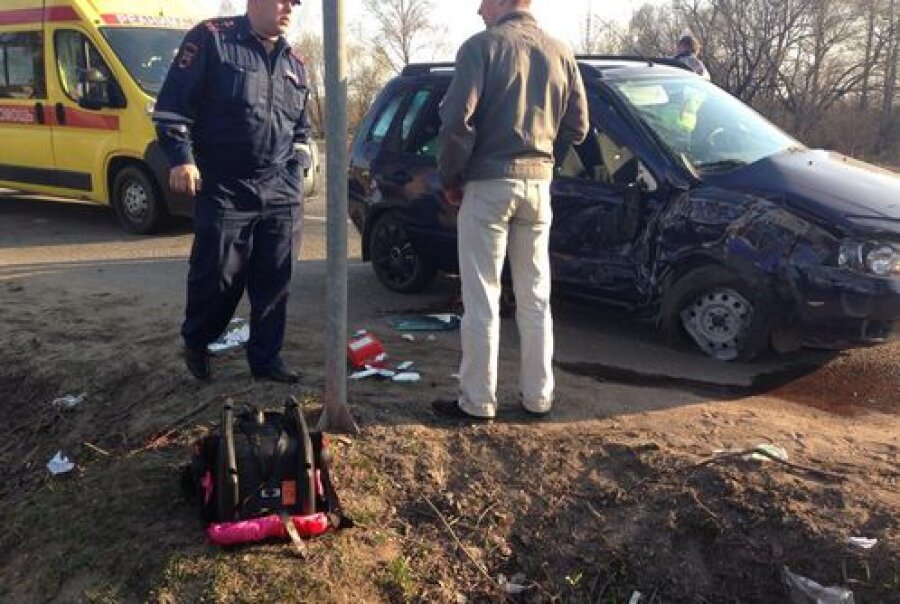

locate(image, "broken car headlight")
(838, 241), (900, 276)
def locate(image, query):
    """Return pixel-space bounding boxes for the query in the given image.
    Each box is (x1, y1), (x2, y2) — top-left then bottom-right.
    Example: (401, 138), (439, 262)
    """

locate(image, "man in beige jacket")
(434, 0), (589, 420)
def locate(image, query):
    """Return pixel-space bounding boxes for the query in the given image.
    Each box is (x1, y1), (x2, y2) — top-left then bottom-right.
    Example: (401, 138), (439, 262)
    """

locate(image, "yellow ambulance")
(0, 0), (204, 233)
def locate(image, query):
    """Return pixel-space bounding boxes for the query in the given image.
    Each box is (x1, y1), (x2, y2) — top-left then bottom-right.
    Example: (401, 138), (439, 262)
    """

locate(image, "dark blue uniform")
(154, 15), (309, 375)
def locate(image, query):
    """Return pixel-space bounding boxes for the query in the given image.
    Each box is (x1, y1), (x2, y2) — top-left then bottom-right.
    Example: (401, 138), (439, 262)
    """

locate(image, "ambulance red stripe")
(0, 104), (118, 130)
(0, 6), (79, 25)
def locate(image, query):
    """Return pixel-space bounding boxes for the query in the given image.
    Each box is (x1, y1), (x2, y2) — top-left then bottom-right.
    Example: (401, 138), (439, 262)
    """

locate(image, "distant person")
(433, 0), (589, 421)
(153, 0), (310, 383)
(674, 34), (710, 80)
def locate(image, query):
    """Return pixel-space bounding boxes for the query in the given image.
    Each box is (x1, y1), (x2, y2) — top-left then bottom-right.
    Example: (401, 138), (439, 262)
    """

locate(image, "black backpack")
(182, 397), (350, 551)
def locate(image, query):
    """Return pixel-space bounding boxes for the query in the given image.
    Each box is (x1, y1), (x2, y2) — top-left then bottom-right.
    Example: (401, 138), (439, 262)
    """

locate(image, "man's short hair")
(678, 34), (700, 54)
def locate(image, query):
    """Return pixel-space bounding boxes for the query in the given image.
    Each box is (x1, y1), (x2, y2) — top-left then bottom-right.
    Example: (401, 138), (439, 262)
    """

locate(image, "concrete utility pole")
(319, 0), (359, 434)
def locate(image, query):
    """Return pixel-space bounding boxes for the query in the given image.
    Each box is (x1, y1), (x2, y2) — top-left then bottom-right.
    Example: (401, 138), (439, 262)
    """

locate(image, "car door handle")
(34, 102), (45, 124)
(55, 103), (66, 125)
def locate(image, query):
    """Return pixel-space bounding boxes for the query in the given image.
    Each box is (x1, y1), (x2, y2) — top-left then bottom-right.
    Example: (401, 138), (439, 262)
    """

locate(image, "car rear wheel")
(112, 165), (166, 235)
(661, 265), (771, 361)
(369, 212), (436, 293)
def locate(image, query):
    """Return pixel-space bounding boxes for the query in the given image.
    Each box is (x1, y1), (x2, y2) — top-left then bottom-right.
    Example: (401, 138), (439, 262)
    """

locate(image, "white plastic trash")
(783, 566), (855, 604)
(848, 537), (877, 550)
(51, 393), (85, 409)
(47, 451), (75, 475)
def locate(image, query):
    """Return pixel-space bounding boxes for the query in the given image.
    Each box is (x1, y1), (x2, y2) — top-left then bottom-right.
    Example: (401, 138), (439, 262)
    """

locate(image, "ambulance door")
(47, 26), (123, 199)
(0, 28), (55, 190)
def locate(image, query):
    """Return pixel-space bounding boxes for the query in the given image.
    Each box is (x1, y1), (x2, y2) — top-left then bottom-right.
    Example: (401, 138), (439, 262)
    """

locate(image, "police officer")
(153, 0), (309, 383)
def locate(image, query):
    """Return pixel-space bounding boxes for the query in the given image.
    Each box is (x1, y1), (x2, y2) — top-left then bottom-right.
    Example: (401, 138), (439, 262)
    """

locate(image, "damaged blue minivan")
(348, 57), (900, 361)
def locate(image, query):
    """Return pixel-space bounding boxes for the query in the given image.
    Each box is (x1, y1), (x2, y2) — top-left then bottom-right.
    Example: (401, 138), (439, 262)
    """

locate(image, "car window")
(0, 32), (46, 99)
(401, 89), (432, 143)
(557, 128), (657, 192)
(369, 93), (404, 143)
(612, 76), (799, 172)
(55, 30), (117, 106)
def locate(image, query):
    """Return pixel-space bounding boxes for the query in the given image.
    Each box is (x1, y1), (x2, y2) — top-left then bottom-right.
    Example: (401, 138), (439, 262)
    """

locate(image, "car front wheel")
(112, 165), (166, 235)
(661, 265), (772, 361)
(369, 212), (436, 293)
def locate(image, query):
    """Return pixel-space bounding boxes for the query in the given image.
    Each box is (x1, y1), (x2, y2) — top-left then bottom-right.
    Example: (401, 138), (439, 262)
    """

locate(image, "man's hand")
(169, 164), (202, 197)
(443, 184), (464, 207)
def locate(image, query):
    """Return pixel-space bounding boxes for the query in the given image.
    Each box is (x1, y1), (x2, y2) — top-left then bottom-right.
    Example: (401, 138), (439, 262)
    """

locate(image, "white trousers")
(457, 178), (554, 418)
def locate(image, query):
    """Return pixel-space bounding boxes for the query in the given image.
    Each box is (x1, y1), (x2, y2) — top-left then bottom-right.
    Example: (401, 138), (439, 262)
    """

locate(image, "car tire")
(369, 212), (436, 293)
(112, 165), (166, 235)
(661, 264), (771, 362)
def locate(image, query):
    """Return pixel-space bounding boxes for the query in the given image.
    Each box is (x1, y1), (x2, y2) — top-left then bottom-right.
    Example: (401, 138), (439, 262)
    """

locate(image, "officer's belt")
(202, 162), (292, 181)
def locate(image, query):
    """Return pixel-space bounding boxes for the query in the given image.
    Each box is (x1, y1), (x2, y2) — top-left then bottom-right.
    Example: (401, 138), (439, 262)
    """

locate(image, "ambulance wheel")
(112, 166), (166, 235)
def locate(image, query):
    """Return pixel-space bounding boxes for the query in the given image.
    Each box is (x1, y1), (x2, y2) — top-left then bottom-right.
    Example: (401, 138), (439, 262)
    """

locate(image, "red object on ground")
(206, 513), (330, 546)
(347, 332), (386, 368)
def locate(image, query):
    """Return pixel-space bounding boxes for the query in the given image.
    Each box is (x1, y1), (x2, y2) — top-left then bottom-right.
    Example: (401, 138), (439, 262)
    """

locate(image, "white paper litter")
(848, 537), (877, 550)
(208, 319), (250, 353)
(47, 451), (75, 475)
(396, 361), (415, 371)
(349, 366), (396, 380)
(401, 334), (415, 341)
(426, 334), (437, 341)
(628, 591), (643, 604)
(51, 393), (85, 409)
(393, 372), (421, 383)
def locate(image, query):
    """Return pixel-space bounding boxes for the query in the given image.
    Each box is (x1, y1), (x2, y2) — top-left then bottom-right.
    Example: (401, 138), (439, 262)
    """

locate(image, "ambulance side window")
(0, 32), (46, 99)
(54, 31), (121, 108)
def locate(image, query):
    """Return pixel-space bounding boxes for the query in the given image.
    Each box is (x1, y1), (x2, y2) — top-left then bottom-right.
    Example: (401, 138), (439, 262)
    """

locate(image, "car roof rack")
(399, 56), (693, 78)
(576, 55), (694, 73)
(401, 62), (456, 77)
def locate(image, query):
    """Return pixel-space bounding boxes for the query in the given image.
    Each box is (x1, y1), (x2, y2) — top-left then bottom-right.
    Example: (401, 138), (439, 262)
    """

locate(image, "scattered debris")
(208, 318), (249, 353)
(498, 573), (527, 594)
(50, 393), (85, 409)
(847, 537), (877, 550)
(347, 331), (387, 368)
(401, 334), (415, 341)
(389, 314), (460, 332)
(396, 361), (415, 371)
(782, 566), (855, 604)
(746, 443), (789, 462)
(47, 451), (75, 475)
(426, 334), (437, 341)
(349, 366), (395, 380)
(83, 442), (112, 457)
(628, 591), (643, 604)
(392, 372), (421, 383)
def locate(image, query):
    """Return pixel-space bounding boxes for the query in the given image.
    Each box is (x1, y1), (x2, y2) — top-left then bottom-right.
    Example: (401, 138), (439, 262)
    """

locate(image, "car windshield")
(100, 28), (186, 96)
(610, 75), (802, 173)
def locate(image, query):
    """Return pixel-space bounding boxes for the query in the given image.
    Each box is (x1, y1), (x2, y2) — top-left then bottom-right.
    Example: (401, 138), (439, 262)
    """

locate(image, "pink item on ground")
(206, 513), (330, 546)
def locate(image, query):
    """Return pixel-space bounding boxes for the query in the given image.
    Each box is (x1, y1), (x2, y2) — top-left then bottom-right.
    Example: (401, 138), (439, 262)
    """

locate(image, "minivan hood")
(710, 150), (900, 230)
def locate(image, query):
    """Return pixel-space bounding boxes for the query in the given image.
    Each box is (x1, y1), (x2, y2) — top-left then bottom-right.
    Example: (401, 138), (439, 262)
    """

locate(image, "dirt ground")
(0, 265), (897, 603)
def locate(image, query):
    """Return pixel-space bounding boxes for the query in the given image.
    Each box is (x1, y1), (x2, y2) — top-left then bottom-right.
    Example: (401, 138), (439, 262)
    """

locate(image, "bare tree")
(362, 0), (447, 73)
(292, 33), (325, 137)
(218, 0), (243, 16)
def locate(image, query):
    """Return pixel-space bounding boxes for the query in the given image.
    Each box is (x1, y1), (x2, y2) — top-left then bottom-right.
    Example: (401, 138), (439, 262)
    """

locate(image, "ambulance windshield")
(101, 28), (186, 96)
